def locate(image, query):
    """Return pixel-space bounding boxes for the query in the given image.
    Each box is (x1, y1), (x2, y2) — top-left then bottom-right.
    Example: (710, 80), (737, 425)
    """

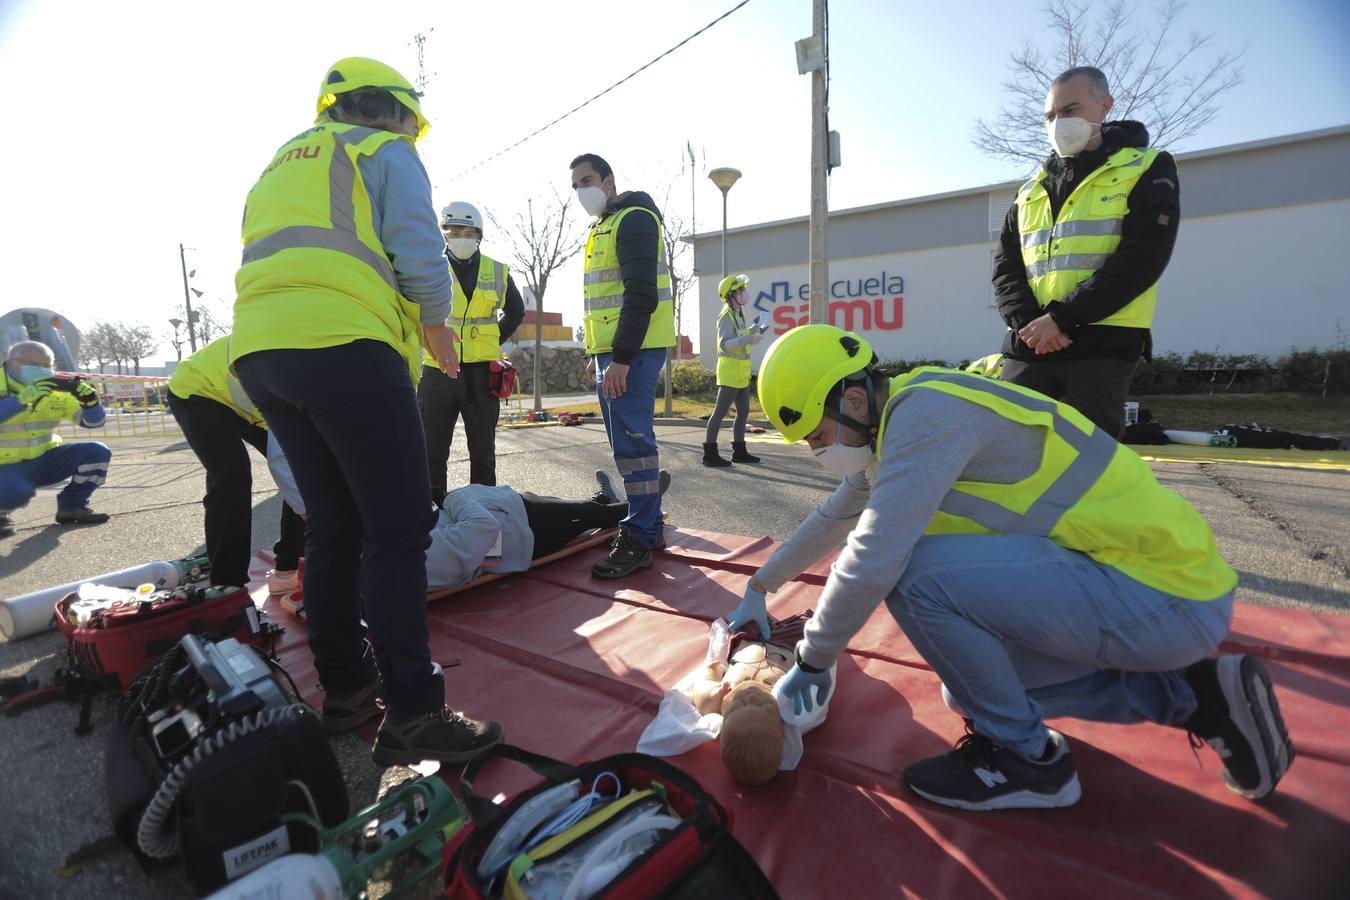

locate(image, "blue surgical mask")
(15, 365), (53, 385)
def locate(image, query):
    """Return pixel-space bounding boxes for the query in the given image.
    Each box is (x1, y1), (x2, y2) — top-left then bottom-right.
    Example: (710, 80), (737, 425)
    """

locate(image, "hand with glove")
(74, 380), (101, 409)
(16, 378), (56, 408)
(747, 331), (765, 346)
(777, 647), (834, 716)
(726, 578), (770, 640)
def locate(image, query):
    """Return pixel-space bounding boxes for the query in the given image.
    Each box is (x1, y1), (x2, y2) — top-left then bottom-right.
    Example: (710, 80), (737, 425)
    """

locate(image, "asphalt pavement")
(0, 423), (1346, 898)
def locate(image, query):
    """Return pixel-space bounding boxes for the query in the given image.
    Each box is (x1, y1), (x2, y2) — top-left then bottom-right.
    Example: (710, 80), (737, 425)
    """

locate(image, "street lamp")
(707, 167), (742, 278)
(178, 243), (200, 352)
(168, 318), (185, 361)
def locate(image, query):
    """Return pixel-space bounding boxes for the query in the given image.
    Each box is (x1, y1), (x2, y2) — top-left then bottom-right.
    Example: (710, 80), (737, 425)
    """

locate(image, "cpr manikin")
(691, 640), (794, 785)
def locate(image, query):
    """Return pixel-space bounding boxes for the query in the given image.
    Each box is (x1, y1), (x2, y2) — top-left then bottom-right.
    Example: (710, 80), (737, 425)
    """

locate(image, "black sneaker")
(0, 514), (13, 539)
(592, 469), (622, 505)
(903, 729), (1081, 811)
(591, 528), (653, 579)
(320, 676), (385, 734)
(371, 707), (505, 767)
(55, 508), (110, 526)
(1184, 656), (1293, 799)
(657, 469), (671, 497)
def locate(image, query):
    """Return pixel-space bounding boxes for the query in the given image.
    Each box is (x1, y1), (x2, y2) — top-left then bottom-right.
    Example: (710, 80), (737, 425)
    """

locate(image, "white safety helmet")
(440, 201), (484, 237)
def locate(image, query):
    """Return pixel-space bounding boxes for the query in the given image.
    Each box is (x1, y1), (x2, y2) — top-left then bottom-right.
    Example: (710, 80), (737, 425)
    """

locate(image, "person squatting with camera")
(0, 340), (111, 538)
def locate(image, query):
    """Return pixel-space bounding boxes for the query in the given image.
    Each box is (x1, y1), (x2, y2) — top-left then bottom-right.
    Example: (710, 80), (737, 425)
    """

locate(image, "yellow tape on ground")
(1127, 444), (1350, 472)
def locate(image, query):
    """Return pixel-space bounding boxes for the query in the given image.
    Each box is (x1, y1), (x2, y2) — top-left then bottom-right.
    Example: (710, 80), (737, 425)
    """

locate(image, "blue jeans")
(0, 441), (111, 513)
(886, 534), (1234, 758)
(236, 341), (443, 718)
(595, 348), (666, 548)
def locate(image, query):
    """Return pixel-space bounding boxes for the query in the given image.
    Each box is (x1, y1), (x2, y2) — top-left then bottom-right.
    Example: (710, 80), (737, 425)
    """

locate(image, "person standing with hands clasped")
(993, 66), (1180, 438)
(418, 201), (525, 499)
(230, 57), (503, 766)
(569, 152), (675, 579)
(702, 274), (767, 467)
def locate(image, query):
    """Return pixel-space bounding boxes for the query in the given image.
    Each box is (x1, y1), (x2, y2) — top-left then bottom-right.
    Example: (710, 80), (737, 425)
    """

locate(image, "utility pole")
(179, 242), (198, 353)
(798, 0), (830, 323)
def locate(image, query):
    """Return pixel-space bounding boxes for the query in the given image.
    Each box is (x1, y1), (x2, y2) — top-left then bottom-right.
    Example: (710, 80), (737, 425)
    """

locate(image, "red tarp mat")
(249, 529), (1350, 899)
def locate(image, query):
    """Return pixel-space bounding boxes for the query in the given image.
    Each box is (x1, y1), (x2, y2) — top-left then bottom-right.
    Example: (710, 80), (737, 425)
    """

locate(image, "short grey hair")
(6, 340), (54, 364)
(1052, 66), (1110, 98)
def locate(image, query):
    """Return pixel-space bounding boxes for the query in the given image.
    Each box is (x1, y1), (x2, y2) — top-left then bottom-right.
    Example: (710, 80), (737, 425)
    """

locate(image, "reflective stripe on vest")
(877, 367), (1237, 601)
(1016, 147), (1161, 328)
(715, 306), (752, 389)
(0, 388), (76, 463)
(232, 122), (426, 383)
(240, 127), (399, 293)
(581, 206), (675, 354)
(449, 255), (509, 363)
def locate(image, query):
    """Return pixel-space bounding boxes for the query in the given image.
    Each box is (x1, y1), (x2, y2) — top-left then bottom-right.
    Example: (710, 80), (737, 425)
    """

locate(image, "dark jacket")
(600, 190), (663, 365)
(993, 120), (1180, 362)
(446, 249), (526, 349)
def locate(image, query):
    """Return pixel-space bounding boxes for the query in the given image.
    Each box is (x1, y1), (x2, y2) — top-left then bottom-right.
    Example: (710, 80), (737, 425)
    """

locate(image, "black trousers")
(236, 341), (442, 717)
(168, 393), (305, 587)
(520, 493), (627, 559)
(1000, 357), (1137, 439)
(418, 362), (500, 499)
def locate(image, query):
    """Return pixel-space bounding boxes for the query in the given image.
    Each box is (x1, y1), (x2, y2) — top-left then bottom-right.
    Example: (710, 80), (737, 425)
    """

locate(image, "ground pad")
(249, 529), (1350, 899)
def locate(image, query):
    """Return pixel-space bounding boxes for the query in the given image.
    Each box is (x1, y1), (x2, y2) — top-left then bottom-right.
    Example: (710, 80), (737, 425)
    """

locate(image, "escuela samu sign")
(748, 270), (905, 334)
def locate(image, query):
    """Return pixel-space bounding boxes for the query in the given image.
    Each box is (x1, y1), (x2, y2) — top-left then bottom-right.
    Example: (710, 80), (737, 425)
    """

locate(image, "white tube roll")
(0, 560), (184, 640)
(1163, 430), (1218, 446)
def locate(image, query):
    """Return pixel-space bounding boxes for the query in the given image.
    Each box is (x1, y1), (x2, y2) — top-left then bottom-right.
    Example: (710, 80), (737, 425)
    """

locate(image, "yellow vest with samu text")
(0, 379), (82, 464)
(1016, 146), (1162, 329)
(230, 122), (426, 382)
(877, 367), (1236, 601)
(581, 207), (675, 355)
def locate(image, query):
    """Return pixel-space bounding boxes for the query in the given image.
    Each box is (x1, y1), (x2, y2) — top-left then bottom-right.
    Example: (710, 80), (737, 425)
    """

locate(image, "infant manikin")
(691, 641), (793, 785)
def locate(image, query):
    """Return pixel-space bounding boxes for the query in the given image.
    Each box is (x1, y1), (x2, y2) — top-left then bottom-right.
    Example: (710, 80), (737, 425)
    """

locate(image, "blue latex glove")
(726, 580), (769, 641)
(778, 662), (834, 716)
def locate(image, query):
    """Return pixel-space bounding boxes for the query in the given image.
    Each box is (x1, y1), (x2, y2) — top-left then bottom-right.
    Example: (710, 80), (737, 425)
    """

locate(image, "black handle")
(458, 743), (577, 824)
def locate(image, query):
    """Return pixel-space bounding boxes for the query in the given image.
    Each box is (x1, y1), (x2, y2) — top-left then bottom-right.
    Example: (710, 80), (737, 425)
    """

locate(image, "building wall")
(694, 126), (1350, 367)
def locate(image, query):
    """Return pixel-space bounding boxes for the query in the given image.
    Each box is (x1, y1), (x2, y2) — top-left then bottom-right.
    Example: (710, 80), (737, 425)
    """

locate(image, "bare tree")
(487, 191), (585, 411)
(116, 323), (158, 375)
(82, 322), (115, 373)
(167, 318), (187, 361)
(656, 186), (695, 415)
(973, 0), (1243, 165)
(174, 298), (232, 352)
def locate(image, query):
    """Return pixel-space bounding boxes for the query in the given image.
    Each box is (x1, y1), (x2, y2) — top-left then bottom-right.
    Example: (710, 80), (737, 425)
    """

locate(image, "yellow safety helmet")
(757, 324), (875, 444)
(718, 273), (750, 301)
(316, 57), (429, 140)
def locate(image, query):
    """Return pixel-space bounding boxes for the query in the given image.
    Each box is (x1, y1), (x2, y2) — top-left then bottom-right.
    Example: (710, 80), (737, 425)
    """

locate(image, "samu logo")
(1099, 192), (1127, 202)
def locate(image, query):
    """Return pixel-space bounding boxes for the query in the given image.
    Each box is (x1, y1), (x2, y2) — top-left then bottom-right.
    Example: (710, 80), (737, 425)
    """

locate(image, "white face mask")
(1047, 116), (1094, 157)
(815, 440), (875, 476)
(446, 237), (479, 260)
(577, 186), (609, 218)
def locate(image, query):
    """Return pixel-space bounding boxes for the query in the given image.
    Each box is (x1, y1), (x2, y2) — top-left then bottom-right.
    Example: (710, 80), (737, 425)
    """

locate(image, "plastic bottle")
(202, 853), (342, 900)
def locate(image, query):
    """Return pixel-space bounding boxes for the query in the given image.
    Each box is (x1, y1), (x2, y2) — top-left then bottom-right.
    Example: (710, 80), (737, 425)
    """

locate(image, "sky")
(2, 0), (1347, 362)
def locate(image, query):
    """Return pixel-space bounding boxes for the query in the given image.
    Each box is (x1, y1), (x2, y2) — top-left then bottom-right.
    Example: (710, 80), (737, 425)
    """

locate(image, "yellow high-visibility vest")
(0, 379), (81, 464)
(877, 367), (1236, 601)
(230, 122), (425, 381)
(448, 255), (509, 363)
(168, 336), (264, 427)
(715, 305), (752, 389)
(1016, 146), (1162, 328)
(581, 207), (675, 355)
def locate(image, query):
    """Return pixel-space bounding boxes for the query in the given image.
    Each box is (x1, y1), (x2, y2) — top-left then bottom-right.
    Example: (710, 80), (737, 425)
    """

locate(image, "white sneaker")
(267, 568), (301, 594)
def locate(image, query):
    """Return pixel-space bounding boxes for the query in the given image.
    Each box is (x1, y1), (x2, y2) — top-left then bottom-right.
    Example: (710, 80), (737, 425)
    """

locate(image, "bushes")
(872, 348), (1349, 395)
(1134, 348), (1349, 395)
(669, 362), (715, 395)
